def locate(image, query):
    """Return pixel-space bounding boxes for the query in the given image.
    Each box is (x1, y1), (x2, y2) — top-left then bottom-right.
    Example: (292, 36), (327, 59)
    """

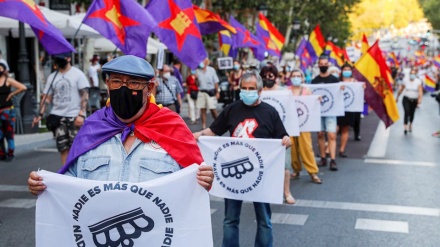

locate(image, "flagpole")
(70, 23), (83, 66)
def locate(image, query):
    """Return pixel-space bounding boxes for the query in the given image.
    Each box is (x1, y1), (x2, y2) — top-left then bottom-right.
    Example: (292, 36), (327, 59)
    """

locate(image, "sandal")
(291, 172), (300, 179)
(310, 174), (322, 184)
(285, 194), (296, 204)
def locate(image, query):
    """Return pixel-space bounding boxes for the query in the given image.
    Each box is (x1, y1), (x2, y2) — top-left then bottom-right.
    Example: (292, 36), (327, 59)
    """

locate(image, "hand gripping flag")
(305, 24), (326, 64)
(255, 13), (285, 57)
(425, 75), (437, 92)
(83, 0), (155, 58)
(146, 0), (207, 69)
(218, 30), (237, 57)
(353, 41), (399, 127)
(193, 5), (236, 35)
(0, 0), (75, 54)
(229, 16), (265, 60)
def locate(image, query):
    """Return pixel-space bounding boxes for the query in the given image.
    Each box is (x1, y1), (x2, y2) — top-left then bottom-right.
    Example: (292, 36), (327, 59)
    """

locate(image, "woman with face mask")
(0, 63), (27, 161)
(396, 68), (423, 134)
(336, 63), (360, 157)
(290, 69), (322, 184)
(228, 60), (242, 101)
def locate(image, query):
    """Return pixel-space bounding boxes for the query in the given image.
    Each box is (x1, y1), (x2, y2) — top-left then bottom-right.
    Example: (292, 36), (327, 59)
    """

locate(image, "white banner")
(305, 83), (345, 116)
(293, 95), (321, 132)
(36, 165), (213, 247)
(198, 136), (285, 204)
(261, 90), (300, 136)
(342, 82), (365, 112)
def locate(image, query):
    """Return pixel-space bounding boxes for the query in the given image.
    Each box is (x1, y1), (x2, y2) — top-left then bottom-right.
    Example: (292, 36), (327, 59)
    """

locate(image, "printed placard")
(343, 82), (365, 112)
(304, 83), (345, 116)
(293, 95), (321, 132)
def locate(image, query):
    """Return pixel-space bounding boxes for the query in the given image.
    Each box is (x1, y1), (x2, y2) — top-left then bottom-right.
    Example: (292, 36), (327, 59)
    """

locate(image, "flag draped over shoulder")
(325, 41), (344, 68)
(353, 41), (399, 127)
(425, 75), (436, 92)
(193, 5), (236, 35)
(229, 16), (266, 60)
(0, 0), (75, 54)
(218, 30), (237, 57)
(83, 0), (154, 58)
(305, 24), (326, 64)
(361, 34), (369, 55)
(295, 38), (313, 71)
(146, 0), (207, 69)
(255, 13), (285, 57)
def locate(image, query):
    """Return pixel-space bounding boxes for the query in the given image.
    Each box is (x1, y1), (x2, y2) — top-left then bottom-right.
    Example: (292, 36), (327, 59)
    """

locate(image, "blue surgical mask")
(332, 73), (340, 78)
(410, 74), (416, 80)
(291, 77), (302, 86)
(191, 70), (196, 75)
(342, 71), (352, 78)
(239, 90), (259, 106)
(286, 67), (291, 72)
(199, 62), (205, 69)
(233, 64), (240, 71)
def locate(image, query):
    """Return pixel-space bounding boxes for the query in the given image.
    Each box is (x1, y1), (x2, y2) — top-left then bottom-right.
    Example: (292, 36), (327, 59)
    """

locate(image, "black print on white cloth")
(88, 207), (154, 247)
(297, 108), (304, 117)
(343, 86), (355, 108)
(221, 157), (254, 179)
(313, 88), (334, 113)
(321, 95), (330, 106)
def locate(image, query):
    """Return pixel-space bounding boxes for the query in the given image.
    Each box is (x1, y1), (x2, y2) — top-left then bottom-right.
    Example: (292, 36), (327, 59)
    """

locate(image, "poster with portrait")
(217, 57), (233, 70)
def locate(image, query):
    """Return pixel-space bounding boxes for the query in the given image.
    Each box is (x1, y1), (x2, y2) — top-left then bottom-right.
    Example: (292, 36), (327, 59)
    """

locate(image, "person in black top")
(311, 55), (341, 171)
(0, 63), (27, 161)
(193, 70), (291, 247)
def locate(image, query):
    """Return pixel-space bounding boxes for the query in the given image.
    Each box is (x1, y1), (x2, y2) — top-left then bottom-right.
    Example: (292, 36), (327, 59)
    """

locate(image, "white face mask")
(163, 72), (171, 80)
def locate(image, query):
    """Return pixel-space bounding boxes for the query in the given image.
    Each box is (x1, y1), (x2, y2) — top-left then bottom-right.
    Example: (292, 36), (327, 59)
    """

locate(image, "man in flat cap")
(28, 55), (213, 194)
(32, 52), (89, 165)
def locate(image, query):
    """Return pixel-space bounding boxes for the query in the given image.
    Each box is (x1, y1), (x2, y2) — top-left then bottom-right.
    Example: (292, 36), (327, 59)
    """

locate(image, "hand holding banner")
(261, 90), (300, 136)
(36, 165), (213, 247)
(198, 136), (285, 204)
(304, 83), (345, 116)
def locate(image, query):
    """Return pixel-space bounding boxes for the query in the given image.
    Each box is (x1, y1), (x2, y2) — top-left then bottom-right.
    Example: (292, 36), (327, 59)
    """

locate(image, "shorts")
(320, 116), (337, 133)
(54, 117), (80, 152)
(196, 91), (217, 110)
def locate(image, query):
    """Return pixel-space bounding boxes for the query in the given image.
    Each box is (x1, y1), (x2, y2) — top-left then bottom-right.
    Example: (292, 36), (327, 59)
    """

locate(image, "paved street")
(0, 94), (439, 246)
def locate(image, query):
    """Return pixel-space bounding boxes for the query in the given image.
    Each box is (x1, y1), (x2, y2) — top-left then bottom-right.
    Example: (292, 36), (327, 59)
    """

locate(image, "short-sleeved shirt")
(403, 78), (421, 99)
(210, 100), (288, 139)
(88, 63), (101, 88)
(196, 66), (219, 90)
(44, 66), (89, 117)
(311, 74), (340, 84)
(156, 76), (183, 105)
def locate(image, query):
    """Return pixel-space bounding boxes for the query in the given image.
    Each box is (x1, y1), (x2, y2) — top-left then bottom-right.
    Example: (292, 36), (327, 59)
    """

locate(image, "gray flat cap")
(102, 55), (155, 80)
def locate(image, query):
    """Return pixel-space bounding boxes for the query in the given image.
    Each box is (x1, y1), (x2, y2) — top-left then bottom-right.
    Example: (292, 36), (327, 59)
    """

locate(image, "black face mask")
(263, 79), (276, 88)
(55, 58), (69, 69)
(110, 86), (144, 119)
(319, 66), (329, 74)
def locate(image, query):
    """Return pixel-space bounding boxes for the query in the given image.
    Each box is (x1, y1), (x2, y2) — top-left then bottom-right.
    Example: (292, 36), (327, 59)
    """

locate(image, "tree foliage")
(349, 0), (425, 40)
(420, 0), (440, 30)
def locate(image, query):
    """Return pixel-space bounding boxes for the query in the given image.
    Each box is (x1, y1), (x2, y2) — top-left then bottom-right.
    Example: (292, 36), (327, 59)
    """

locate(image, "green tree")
(420, 0), (440, 30)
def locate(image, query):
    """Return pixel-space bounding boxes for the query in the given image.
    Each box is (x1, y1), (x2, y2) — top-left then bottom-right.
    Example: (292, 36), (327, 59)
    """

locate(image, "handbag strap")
(162, 79), (177, 102)
(38, 70), (59, 117)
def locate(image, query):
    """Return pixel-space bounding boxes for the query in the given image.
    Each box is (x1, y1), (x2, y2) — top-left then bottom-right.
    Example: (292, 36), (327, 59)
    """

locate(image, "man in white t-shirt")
(32, 53), (89, 165)
(88, 54), (101, 112)
(196, 58), (220, 129)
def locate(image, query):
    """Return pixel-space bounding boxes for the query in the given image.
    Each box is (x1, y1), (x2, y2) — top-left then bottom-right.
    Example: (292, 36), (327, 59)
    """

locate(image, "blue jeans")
(222, 198), (273, 247)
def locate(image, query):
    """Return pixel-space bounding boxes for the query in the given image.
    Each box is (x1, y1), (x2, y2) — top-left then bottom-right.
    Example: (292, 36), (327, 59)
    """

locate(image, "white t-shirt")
(403, 78), (421, 99)
(44, 67), (89, 117)
(88, 63), (101, 88)
(196, 66), (219, 91)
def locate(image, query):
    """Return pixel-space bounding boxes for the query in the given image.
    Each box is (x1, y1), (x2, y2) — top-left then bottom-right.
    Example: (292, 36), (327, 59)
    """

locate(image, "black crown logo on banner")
(221, 157), (254, 179)
(88, 207), (154, 247)
(297, 108), (304, 117)
(321, 95), (330, 106)
(344, 91), (351, 100)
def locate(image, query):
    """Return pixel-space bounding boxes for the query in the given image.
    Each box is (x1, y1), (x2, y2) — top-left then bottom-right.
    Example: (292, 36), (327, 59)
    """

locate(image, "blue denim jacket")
(65, 133), (182, 182)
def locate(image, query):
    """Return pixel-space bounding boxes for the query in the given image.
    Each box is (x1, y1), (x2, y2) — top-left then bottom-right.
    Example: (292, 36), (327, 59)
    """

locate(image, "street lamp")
(257, 3), (268, 16)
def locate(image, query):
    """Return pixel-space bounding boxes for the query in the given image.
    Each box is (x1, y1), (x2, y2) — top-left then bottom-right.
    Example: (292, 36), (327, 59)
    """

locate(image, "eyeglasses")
(108, 79), (150, 90)
(264, 74), (275, 79)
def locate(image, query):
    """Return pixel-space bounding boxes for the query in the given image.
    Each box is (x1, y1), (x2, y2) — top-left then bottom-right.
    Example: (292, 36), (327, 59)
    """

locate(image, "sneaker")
(5, 155), (14, 162)
(318, 158), (327, 167)
(329, 160), (338, 171)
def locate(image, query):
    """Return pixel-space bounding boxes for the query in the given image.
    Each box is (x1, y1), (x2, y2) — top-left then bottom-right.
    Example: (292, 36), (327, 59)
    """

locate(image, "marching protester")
(88, 54), (101, 113)
(260, 65), (296, 204)
(197, 58), (220, 129)
(193, 70), (291, 247)
(32, 53), (89, 165)
(311, 55), (341, 171)
(28, 55), (214, 192)
(337, 63), (357, 157)
(185, 69), (200, 124)
(396, 68), (423, 134)
(155, 64), (183, 113)
(290, 68), (322, 184)
(228, 60), (243, 101)
(0, 63), (27, 161)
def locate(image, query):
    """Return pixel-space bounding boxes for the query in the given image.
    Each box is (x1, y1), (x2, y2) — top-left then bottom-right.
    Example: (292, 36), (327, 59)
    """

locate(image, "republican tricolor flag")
(255, 13), (285, 57)
(193, 5), (236, 35)
(425, 75), (437, 92)
(305, 25), (326, 64)
(353, 41), (399, 127)
(433, 55), (440, 68)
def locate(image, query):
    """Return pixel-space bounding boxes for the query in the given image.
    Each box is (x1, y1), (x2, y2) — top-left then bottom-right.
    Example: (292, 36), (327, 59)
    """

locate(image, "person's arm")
(28, 171), (46, 196)
(193, 128), (216, 140)
(418, 84), (423, 105)
(74, 88), (89, 127)
(32, 93), (52, 127)
(6, 78), (27, 102)
(396, 83), (405, 102)
(197, 163), (214, 191)
(214, 82), (219, 99)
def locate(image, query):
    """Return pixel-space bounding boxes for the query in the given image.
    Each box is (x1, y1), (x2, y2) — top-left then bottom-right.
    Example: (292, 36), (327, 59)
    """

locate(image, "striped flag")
(425, 75), (437, 92)
(255, 13), (285, 57)
(193, 5), (236, 35)
(305, 25), (326, 64)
